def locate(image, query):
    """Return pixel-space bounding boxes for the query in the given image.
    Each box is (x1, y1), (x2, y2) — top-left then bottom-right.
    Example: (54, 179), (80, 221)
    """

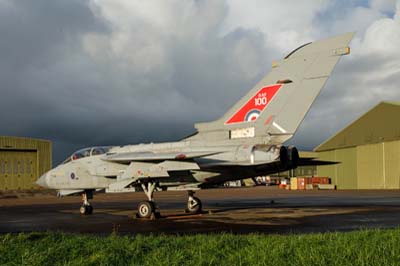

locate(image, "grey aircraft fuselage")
(40, 140), (280, 193)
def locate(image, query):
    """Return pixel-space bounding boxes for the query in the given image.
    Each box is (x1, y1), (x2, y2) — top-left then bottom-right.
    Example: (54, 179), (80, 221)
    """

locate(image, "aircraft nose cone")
(36, 173), (49, 188)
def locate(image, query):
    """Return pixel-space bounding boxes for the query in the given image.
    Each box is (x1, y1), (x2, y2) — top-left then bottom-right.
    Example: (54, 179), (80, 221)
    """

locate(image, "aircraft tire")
(186, 197), (202, 214)
(137, 201), (154, 218)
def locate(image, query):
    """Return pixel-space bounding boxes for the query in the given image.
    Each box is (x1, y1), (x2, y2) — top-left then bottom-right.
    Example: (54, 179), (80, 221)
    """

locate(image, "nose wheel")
(80, 190), (93, 215)
(186, 191), (202, 214)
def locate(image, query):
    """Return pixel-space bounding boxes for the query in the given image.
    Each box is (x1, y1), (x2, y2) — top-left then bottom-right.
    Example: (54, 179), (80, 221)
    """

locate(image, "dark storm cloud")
(0, 0), (102, 68)
(0, 0), (272, 164)
(1, 0), (399, 164)
(0, 0), (113, 162)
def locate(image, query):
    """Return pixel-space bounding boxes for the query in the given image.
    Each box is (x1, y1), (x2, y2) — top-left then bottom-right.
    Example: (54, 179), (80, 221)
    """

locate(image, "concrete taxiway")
(1, 186), (400, 234)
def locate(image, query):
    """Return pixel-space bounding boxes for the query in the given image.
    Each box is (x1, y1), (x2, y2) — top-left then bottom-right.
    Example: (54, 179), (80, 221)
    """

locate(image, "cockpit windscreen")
(63, 146), (112, 164)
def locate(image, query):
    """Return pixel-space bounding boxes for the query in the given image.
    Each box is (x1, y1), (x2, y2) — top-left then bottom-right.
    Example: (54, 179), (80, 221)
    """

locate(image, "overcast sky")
(0, 0), (399, 164)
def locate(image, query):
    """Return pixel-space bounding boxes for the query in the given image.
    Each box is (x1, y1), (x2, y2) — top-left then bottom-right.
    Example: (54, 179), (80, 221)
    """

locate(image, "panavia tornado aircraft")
(37, 33), (353, 218)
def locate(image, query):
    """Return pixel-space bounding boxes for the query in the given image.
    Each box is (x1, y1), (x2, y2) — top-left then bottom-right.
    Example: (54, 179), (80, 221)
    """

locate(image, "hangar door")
(0, 150), (37, 190)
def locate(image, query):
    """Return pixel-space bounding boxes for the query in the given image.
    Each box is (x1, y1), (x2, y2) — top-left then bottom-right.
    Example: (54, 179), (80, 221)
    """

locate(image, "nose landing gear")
(80, 190), (93, 215)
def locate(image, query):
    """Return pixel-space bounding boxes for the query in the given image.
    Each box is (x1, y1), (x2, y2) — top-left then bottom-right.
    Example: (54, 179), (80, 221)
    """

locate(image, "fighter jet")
(37, 33), (353, 218)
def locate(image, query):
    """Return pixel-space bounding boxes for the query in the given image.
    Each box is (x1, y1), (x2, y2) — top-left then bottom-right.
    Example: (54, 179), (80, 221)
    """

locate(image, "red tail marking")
(225, 84), (282, 124)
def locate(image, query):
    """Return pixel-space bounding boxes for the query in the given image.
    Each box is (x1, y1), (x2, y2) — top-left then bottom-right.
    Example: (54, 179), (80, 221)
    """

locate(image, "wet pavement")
(1, 186), (400, 235)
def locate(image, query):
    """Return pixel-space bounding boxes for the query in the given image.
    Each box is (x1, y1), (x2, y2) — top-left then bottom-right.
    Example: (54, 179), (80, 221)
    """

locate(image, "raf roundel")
(245, 109), (260, 122)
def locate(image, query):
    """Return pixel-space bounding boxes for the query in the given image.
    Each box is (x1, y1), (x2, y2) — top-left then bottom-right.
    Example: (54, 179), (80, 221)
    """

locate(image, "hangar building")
(0, 136), (52, 191)
(315, 102), (400, 189)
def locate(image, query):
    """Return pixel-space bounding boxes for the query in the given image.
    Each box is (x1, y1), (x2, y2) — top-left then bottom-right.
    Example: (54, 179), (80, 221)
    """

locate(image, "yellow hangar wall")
(317, 141), (400, 189)
(316, 102), (400, 189)
(0, 136), (52, 190)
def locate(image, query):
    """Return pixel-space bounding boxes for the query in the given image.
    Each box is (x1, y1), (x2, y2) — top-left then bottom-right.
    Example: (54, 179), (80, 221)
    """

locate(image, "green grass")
(1, 229), (400, 266)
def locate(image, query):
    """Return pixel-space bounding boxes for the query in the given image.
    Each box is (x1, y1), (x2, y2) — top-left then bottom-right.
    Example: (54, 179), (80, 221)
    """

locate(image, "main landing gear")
(186, 191), (202, 214)
(79, 190), (93, 215)
(136, 182), (157, 218)
(136, 182), (203, 219)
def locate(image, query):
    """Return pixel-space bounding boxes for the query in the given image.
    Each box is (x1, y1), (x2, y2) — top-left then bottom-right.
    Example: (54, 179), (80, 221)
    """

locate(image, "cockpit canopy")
(63, 146), (112, 164)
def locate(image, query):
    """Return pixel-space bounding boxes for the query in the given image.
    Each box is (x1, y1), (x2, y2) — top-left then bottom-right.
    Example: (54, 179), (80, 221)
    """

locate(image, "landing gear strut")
(186, 191), (202, 214)
(137, 182), (157, 218)
(80, 190), (93, 215)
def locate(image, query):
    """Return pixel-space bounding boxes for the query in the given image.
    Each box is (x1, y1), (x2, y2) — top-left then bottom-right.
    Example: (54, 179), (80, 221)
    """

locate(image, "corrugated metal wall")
(0, 150), (37, 190)
(317, 147), (357, 189)
(315, 102), (400, 189)
(337, 147), (358, 189)
(36, 140), (52, 180)
(0, 136), (52, 190)
(317, 140), (400, 189)
(357, 143), (384, 189)
(384, 141), (400, 188)
(315, 150), (335, 181)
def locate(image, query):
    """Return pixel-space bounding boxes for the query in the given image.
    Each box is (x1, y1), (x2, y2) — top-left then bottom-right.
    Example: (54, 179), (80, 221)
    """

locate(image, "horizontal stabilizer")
(297, 158), (338, 166)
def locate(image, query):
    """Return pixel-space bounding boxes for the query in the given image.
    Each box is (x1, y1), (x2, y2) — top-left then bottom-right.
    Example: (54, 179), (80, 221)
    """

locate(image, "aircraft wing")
(103, 151), (221, 162)
(100, 150), (221, 185)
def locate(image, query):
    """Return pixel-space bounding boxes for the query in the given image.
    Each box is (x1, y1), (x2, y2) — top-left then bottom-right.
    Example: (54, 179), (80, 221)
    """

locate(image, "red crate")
(311, 177), (330, 184)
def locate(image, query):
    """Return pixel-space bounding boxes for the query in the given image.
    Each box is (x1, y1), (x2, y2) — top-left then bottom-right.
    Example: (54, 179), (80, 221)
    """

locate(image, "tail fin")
(188, 33), (354, 144)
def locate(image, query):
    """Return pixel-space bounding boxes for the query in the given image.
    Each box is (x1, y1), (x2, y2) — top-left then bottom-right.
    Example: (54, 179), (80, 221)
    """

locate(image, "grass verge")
(1, 228), (399, 266)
